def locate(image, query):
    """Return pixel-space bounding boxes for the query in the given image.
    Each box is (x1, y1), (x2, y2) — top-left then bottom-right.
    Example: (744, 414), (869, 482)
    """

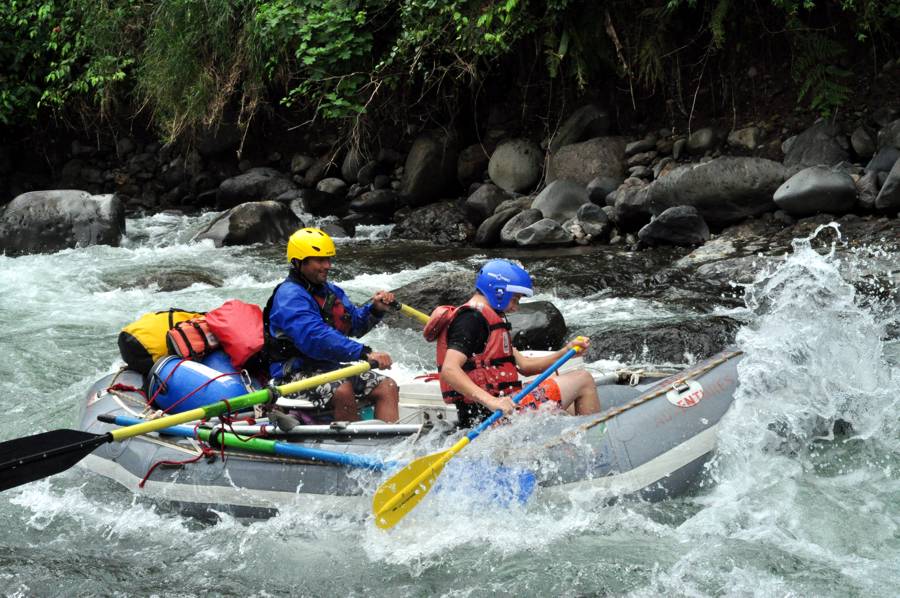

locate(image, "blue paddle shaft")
(467, 348), (579, 440)
(110, 415), (388, 470)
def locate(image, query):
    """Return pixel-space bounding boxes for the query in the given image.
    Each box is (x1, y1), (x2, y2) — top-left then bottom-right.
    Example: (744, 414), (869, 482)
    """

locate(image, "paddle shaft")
(109, 361), (372, 442)
(389, 301), (430, 325)
(108, 415), (390, 470)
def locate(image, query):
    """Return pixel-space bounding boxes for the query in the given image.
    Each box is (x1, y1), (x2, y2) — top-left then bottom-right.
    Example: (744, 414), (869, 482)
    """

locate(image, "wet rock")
(773, 166), (858, 216)
(128, 269), (224, 292)
(193, 201), (301, 247)
(290, 154), (315, 175)
(399, 132), (459, 206)
(531, 179), (591, 222)
(642, 157), (787, 227)
(875, 159), (900, 211)
(546, 104), (610, 154)
(587, 175), (623, 205)
(582, 316), (741, 364)
(727, 126), (762, 151)
(877, 118), (900, 150)
(546, 137), (627, 186)
(851, 126), (877, 160)
(500, 208), (543, 244)
(856, 170), (880, 210)
(298, 188), (351, 217)
(516, 218), (574, 246)
(865, 147), (899, 174)
(391, 200), (474, 243)
(625, 137), (657, 157)
(783, 120), (849, 168)
(457, 143), (492, 188)
(687, 127), (721, 155)
(216, 168), (296, 209)
(638, 205), (710, 246)
(0, 190), (125, 256)
(475, 207), (519, 247)
(572, 202), (610, 242)
(465, 184), (510, 226)
(316, 177), (348, 197)
(488, 139), (543, 193)
(349, 190), (398, 215)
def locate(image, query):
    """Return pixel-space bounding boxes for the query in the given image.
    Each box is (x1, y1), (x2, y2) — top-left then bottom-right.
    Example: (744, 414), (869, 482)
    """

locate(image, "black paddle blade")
(0, 429), (111, 491)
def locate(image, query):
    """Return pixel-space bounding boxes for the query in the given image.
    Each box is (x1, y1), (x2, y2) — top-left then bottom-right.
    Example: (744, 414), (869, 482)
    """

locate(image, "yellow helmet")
(286, 228), (336, 265)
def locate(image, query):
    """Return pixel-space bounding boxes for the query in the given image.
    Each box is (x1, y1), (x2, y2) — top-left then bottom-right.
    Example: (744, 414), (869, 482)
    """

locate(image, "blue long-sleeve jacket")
(267, 276), (382, 379)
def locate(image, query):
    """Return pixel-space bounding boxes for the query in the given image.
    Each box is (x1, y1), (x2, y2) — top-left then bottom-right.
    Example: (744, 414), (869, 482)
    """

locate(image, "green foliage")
(1, 0), (899, 138)
(792, 32), (853, 116)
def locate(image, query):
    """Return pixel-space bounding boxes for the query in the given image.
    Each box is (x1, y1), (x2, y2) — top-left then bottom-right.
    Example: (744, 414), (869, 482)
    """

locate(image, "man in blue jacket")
(264, 228), (399, 423)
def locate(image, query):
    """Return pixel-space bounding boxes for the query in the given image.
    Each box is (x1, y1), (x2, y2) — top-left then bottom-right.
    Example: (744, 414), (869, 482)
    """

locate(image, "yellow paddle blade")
(372, 449), (453, 529)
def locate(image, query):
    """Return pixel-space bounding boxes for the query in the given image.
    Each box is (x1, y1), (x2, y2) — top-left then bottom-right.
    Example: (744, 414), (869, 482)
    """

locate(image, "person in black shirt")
(439, 260), (601, 428)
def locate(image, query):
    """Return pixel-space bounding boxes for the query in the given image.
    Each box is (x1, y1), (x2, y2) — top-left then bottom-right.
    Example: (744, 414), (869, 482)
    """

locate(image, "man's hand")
(367, 351), (393, 369)
(371, 290), (396, 313)
(481, 393), (516, 415)
(566, 335), (591, 353)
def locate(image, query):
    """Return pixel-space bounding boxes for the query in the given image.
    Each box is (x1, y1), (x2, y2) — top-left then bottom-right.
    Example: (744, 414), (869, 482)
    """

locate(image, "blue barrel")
(200, 349), (236, 374)
(149, 354), (249, 413)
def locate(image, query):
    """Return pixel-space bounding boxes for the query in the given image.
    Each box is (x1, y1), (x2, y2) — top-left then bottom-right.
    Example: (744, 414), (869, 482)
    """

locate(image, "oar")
(0, 361), (373, 492)
(372, 347), (581, 529)
(388, 301), (430, 325)
(104, 414), (392, 470)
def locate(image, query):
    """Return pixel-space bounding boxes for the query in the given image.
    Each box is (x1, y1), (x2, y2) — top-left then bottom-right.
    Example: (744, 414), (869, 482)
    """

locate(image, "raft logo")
(665, 380), (704, 408)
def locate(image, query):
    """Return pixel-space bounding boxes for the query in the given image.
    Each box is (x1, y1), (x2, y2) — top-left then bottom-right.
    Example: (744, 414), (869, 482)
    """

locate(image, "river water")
(0, 212), (898, 597)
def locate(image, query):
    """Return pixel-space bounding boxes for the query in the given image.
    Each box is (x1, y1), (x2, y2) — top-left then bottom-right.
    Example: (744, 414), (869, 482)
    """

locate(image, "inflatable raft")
(77, 348), (742, 519)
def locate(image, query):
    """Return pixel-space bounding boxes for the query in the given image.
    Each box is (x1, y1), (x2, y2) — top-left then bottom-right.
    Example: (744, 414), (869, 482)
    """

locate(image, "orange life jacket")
(431, 299), (522, 404)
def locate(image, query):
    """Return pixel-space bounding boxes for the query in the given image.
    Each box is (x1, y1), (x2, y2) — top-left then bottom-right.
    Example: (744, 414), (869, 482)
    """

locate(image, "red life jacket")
(314, 290), (352, 336)
(430, 299), (522, 404)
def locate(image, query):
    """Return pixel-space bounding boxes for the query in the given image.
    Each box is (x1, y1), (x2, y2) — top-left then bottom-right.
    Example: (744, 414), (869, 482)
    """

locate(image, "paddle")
(388, 301), (430, 325)
(105, 414), (393, 470)
(372, 346), (581, 529)
(0, 361), (373, 492)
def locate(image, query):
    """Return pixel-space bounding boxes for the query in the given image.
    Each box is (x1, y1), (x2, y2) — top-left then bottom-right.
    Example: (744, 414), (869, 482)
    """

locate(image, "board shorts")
(282, 368), (386, 409)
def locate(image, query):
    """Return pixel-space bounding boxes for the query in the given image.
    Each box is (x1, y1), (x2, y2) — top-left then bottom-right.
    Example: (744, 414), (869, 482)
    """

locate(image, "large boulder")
(0, 190), (125, 256)
(582, 316), (741, 364)
(637, 205), (710, 246)
(487, 139), (543, 193)
(773, 166), (858, 216)
(465, 184), (510, 225)
(531, 179), (591, 222)
(515, 218), (574, 246)
(457, 143), (492, 187)
(874, 159), (900, 211)
(193, 201), (301, 247)
(642, 157), (787, 227)
(216, 168), (296, 209)
(349, 190), (398, 215)
(546, 104), (611, 154)
(500, 208), (543, 245)
(391, 200), (474, 244)
(783, 121), (849, 168)
(474, 207), (519, 247)
(546, 137), (627, 186)
(399, 133), (459, 206)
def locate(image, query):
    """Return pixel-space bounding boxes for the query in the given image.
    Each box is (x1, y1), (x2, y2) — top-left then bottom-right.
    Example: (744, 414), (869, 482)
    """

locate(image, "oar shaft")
(110, 415), (388, 470)
(389, 301), (430, 325)
(109, 361), (373, 443)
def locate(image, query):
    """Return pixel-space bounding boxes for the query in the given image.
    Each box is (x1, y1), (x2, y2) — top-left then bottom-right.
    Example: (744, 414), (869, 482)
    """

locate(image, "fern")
(792, 32), (852, 116)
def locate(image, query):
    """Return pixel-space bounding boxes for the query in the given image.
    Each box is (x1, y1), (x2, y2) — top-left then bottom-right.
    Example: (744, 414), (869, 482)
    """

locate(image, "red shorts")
(517, 378), (561, 409)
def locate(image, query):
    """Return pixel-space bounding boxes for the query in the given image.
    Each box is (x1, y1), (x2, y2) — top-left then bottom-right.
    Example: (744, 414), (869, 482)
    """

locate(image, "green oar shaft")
(109, 362), (372, 442)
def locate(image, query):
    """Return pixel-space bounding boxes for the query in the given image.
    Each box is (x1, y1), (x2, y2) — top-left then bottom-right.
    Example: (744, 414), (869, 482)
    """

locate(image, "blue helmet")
(475, 259), (534, 311)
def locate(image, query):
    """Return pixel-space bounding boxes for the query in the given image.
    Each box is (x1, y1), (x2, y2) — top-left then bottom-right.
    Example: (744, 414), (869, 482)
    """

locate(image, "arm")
(334, 285), (390, 338)
(270, 285), (367, 362)
(440, 349), (516, 414)
(514, 336), (591, 376)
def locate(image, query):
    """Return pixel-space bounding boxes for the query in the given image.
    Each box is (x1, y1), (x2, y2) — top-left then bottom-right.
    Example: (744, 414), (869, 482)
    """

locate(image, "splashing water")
(639, 224), (900, 597)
